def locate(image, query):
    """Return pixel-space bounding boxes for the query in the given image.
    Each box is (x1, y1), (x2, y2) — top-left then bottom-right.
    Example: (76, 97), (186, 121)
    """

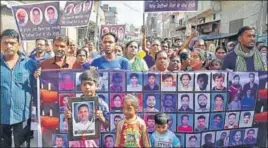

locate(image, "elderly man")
(168, 56), (181, 72)
(222, 26), (265, 71)
(149, 51), (170, 72)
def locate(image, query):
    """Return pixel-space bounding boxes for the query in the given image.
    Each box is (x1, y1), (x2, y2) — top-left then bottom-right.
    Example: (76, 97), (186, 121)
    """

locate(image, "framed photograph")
(59, 72), (75, 91)
(178, 93), (194, 112)
(211, 93), (227, 112)
(143, 73), (160, 91)
(176, 134), (185, 147)
(143, 93), (160, 112)
(178, 72), (194, 91)
(52, 134), (68, 148)
(194, 113), (209, 132)
(110, 114), (124, 132)
(215, 130), (230, 147)
(59, 93), (74, 112)
(211, 72), (227, 91)
(201, 132), (215, 148)
(126, 72), (143, 92)
(59, 114), (68, 133)
(195, 93), (210, 112)
(209, 113), (225, 130)
(97, 93), (109, 112)
(110, 93), (125, 112)
(68, 96), (100, 140)
(177, 114), (194, 133)
(97, 71), (109, 92)
(161, 73), (177, 91)
(110, 72), (125, 92)
(186, 133), (201, 148)
(224, 112), (240, 129)
(239, 111), (254, 128)
(243, 128), (258, 145)
(195, 72), (211, 91)
(161, 93), (177, 112)
(229, 129), (245, 146)
(167, 113), (176, 132)
(144, 113), (156, 133)
(101, 133), (116, 148)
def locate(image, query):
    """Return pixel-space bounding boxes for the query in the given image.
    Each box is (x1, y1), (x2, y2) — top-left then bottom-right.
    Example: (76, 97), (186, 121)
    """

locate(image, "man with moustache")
(144, 94), (159, 112)
(222, 26), (265, 71)
(196, 94), (209, 112)
(29, 38), (52, 64)
(178, 94), (193, 112)
(90, 32), (131, 70)
(211, 114), (223, 130)
(0, 29), (37, 147)
(149, 50), (170, 72)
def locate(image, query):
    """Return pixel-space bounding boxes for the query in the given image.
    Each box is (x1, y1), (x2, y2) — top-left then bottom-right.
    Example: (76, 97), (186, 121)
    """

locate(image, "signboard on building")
(11, 2), (61, 40)
(144, 0), (198, 12)
(60, 0), (93, 27)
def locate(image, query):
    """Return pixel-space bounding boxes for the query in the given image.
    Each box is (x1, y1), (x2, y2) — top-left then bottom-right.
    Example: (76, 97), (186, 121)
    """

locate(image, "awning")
(188, 8), (214, 21)
(192, 33), (238, 40)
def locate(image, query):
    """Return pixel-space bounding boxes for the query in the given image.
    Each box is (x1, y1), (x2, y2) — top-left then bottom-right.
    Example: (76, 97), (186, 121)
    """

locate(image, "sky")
(102, 1), (144, 27)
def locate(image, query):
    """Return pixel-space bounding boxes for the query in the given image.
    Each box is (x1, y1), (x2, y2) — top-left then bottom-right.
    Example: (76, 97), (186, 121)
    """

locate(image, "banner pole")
(37, 78), (42, 147)
(94, 1), (101, 51)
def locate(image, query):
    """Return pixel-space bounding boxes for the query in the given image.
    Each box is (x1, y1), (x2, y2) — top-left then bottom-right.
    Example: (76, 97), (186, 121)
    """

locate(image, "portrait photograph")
(75, 72), (82, 91)
(102, 27), (109, 35)
(209, 113), (225, 130)
(73, 3), (82, 14)
(30, 7), (43, 25)
(65, 4), (74, 15)
(110, 72), (125, 92)
(68, 96), (99, 140)
(143, 73), (160, 91)
(167, 113), (177, 132)
(211, 93), (227, 112)
(229, 129), (245, 146)
(59, 72), (75, 91)
(211, 72), (227, 91)
(195, 93), (210, 112)
(215, 130), (230, 147)
(110, 113), (124, 132)
(97, 72), (109, 92)
(143, 93), (160, 112)
(118, 27), (125, 40)
(16, 8), (28, 26)
(239, 111), (254, 128)
(45, 6), (58, 25)
(178, 72), (194, 92)
(195, 72), (211, 91)
(176, 134), (185, 147)
(144, 113), (156, 133)
(110, 93), (125, 112)
(201, 132), (215, 148)
(52, 134), (68, 148)
(243, 128), (258, 145)
(194, 113), (209, 132)
(161, 73), (177, 91)
(227, 91), (242, 111)
(224, 112), (240, 129)
(60, 114), (68, 133)
(111, 27), (117, 35)
(101, 133), (115, 148)
(97, 93), (109, 113)
(178, 93), (194, 112)
(59, 93), (75, 112)
(241, 89), (256, 111)
(127, 72), (143, 92)
(177, 114), (194, 133)
(161, 93), (177, 112)
(186, 133), (201, 148)
(83, 1), (92, 12)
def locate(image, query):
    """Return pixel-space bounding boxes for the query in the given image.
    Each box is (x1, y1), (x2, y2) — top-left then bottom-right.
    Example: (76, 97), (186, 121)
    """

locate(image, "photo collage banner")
(32, 70), (267, 147)
(100, 25), (126, 42)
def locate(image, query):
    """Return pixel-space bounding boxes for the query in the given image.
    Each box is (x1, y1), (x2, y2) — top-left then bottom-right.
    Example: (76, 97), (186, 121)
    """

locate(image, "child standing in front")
(114, 94), (150, 147)
(150, 113), (181, 147)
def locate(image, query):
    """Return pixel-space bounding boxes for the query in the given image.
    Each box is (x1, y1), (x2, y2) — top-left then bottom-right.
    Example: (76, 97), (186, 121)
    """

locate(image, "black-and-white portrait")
(195, 72), (211, 91)
(239, 111), (254, 128)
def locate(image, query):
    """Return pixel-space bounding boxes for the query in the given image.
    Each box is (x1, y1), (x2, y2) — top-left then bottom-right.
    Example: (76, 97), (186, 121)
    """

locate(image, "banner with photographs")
(11, 2), (61, 40)
(60, 0), (93, 27)
(144, 0), (198, 12)
(100, 25), (126, 42)
(33, 70), (267, 147)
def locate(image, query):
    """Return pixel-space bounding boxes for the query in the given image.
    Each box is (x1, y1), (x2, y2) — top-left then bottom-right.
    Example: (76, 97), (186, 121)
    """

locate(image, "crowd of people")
(0, 25), (267, 147)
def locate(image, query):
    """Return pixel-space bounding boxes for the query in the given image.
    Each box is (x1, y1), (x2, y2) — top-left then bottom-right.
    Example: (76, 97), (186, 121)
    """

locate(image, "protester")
(0, 29), (37, 147)
(73, 48), (91, 69)
(68, 39), (77, 57)
(222, 26), (265, 71)
(45, 41), (55, 57)
(161, 41), (169, 53)
(90, 32), (131, 70)
(226, 41), (235, 52)
(114, 94), (150, 147)
(168, 56), (181, 72)
(86, 40), (99, 59)
(208, 59), (223, 70)
(144, 39), (161, 68)
(115, 43), (124, 56)
(150, 50), (170, 72)
(215, 46), (227, 60)
(125, 40), (148, 72)
(29, 38), (52, 64)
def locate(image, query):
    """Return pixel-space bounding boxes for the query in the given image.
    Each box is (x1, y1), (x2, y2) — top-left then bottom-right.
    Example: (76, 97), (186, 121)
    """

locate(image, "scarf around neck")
(234, 43), (264, 71)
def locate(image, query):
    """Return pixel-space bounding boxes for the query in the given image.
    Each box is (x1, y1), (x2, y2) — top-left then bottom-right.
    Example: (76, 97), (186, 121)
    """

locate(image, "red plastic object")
(40, 89), (58, 103)
(254, 112), (268, 123)
(41, 116), (59, 129)
(258, 89), (268, 100)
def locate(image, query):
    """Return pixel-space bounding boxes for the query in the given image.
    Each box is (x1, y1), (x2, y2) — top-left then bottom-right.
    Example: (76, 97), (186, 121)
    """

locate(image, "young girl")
(114, 94), (150, 147)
